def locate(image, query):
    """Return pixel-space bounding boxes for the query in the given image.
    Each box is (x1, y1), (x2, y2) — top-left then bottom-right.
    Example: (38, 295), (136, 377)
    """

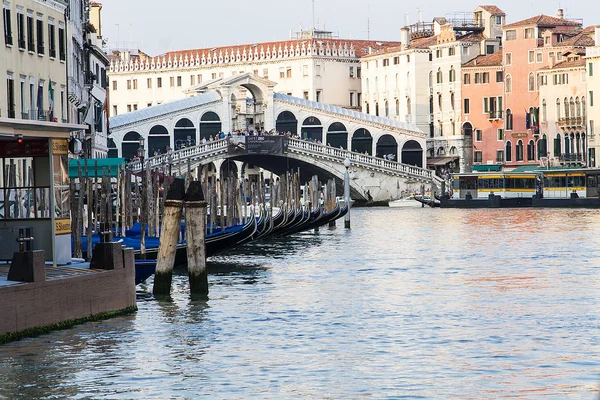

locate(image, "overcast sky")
(99, 0), (596, 56)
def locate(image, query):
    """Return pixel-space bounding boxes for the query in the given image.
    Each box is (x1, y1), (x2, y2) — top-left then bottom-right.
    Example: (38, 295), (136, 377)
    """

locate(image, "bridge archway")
(148, 125), (170, 156)
(275, 111), (297, 134)
(122, 131), (142, 160)
(174, 118), (196, 149)
(108, 138), (118, 158)
(200, 111), (222, 140)
(220, 158), (239, 179)
(301, 116), (323, 142)
(376, 134), (398, 160)
(401, 140), (423, 167)
(351, 128), (372, 155)
(327, 122), (348, 149)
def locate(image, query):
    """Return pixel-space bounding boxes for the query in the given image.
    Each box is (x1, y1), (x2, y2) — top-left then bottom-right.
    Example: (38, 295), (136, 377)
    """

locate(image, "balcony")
(21, 110), (53, 121)
(557, 116), (585, 128)
(489, 110), (503, 120)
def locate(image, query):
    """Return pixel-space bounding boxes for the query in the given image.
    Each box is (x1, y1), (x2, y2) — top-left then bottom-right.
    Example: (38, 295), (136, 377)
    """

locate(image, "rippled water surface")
(1, 208), (599, 399)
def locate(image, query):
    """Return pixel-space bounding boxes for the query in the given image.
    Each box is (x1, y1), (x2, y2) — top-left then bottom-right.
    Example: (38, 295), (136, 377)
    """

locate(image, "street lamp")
(343, 157), (351, 229)
(137, 137), (146, 259)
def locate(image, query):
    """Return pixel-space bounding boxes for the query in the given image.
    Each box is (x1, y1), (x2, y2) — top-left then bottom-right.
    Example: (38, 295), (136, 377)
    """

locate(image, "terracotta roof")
(478, 5), (505, 15)
(504, 14), (582, 29)
(540, 58), (586, 70)
(152, 39), (401, 61)
(457, 32), (486, 43)
(462, 49), (503, 67)
(358, 35), (439, 58)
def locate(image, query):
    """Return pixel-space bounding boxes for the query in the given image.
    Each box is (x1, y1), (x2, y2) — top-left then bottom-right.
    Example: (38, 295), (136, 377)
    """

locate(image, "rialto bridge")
(109, 73), (442, 202)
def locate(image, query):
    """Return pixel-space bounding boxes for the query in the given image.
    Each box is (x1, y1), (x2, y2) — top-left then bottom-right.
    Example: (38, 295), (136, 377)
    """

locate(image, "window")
(448, 47), (455, 56)
(393, 56), (400, 65)
(436, 69), (442, 84)
(486, 45), (495, 55)
(6, 75), (15, 117)
(474, 151), (482, 162)
(496, 71), (503, 82)
(383, 59), (389, 67)
(474, 73), (480, 84)
(286, 67), (292, 78)
(177, 76), (181, 86)
(316, 90), (321, 102)
(505, 74), (512, 93)
(527, 140), (535, 161)
(133, 104), (138, 111)
(496, 16), (502, 24)
(505, 52), (512, 65)
(127, 79), (131, 90)
(528, 51), (535, 63)
(48, 21), (55, 57)
(263, 69), (268, 79)
(449, 68), (455, 82)
(496, 150), (504, 162)
(35, 16), (44, 54)
(27, 13), (34, 51)
(198, 74), (202, 83)
(450, 93), (455, 110)
(590, 120), (595, 136)
(516, 140), (524, 161)
(190, 75), (194, 86)
(482, 72), (489, 83)
(536, 52), (542, 63)
(350, 92), (354, 107)
(147, 103), (152, 107)
(58, 25), (65, 61)
(112, 80), (117, 90)
(3, 4), (13, 46)
(528, 72), (535, 91)
(316, 65), (321, 76)
(524, 28), (534, 39)
(506, 30), (516, 41)
(302, 91), (308, 100)
(475, 130), (482, 141)
(497, 128), (504, 141)
(348, 66), (354, 78)
(157, 77), (162, 88)
(357, 92), (361, 104)
(169, 76), (174, 87)
(16, 10), (24, 49)
(464, 98), (470, 114)
(483, 98), (489, 113)
(127, 104), (132, 112)
(505, 141), (512, 162)
(506, 109), (513, 130)
(357, 67), (361, 78)
(589, 62), (594, 77)
(436, 49), (442, 58)
(147, 78), (152, 88)
(590, 91), (594, 106)
(133, 79), (138, 89)
(463, 73), (470, 85)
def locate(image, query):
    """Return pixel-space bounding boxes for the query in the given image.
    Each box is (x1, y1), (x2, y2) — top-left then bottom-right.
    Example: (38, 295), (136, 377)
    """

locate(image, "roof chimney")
(401, 27), (410, 49)
(557, 8), (564, 19)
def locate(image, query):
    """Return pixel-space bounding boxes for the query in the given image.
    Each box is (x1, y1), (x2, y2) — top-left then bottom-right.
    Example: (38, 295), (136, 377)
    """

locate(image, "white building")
(66, 0), (85, 123)
(107, 30), (400, 119)
(586, 27), (600, 167)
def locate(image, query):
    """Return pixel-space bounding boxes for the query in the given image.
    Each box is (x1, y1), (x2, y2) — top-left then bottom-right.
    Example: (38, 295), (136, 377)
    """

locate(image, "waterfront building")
(66, 0), (85, 123)
(0, 0), (86, 264)
(501, 11), (583, 168)
(538, 29), (595, 167)
(461, 50), (505, 169)
(585, 27), (600, 167)
(107, 29), (399, 120)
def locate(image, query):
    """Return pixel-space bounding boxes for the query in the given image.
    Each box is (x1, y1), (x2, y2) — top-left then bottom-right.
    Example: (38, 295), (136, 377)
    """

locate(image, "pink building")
(502, 12), (582, 168)
(461, 50), (504, 169)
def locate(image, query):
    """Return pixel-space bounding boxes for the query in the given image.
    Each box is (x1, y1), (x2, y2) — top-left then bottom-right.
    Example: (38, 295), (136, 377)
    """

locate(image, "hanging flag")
(48, 81), (55, 122)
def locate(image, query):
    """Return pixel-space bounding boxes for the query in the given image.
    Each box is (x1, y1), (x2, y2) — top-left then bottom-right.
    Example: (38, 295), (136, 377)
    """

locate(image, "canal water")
(0, 208), (599, 399)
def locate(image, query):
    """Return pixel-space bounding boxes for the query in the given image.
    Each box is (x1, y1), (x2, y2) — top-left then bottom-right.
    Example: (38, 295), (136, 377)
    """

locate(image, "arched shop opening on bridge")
(327, 122), (348, 149)
(122, 131), (142, 160)
(301, 116), (323, 142)
(108, 138), (118, 158)
(174, 118), (196, 149)
(376, 134), (398, 161)
(352, 128), (372, 155)
(402, 140), (423, 168)
(275, 111), (297, 135)
(148, 125), (170, 156)
(200, 111), (222, 140)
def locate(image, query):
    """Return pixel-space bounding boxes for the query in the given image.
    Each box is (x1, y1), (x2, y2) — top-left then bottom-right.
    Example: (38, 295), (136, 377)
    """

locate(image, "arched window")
(570, 97), (575, 118)
(528, 72), (535, 91)
(407, 97), (411, 116)
(395, 99), (400, 117)
(542, 99), (547, 122)
(505, 141), (512, 162)
(366, 102), (370, 114)
(438, 94), (442, 110)
(436, 68), (442, 84)
(450, 93), (455, 110)
(428, 71), (433, 87)
(449, 66), (455, 82)
(556, 98), (561, 119)
(375, 102), (379, 116)
(516, 140), (524, 161)
(366, 78), (369, 93)
(582, 97), (587, 118)
(564, 97), (570, 118)
(576, 97), (581, 117)
(395, 73), (399, 89)
(527, 139), (535, 160)
(375, 77), (379, 91)
(385, 100), (389, 118)
(506, 109), (513, 130)
(537, 134), (547, 160)
(505, 74), (512, 93)
(554, 133), (562, 157)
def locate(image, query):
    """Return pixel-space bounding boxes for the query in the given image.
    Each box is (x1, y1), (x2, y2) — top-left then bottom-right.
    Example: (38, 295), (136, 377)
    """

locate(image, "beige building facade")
(586, 27), (600, 167)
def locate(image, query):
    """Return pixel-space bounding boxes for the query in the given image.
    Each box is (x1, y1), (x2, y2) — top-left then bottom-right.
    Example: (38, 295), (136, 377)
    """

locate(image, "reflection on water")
(0, 208), (599, 398)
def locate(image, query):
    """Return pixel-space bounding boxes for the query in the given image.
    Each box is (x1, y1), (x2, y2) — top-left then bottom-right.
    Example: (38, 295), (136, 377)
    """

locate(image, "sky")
(98, 0), (597, 57)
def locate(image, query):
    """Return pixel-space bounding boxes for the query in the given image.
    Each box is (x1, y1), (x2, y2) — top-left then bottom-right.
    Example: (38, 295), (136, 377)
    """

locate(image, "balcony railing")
(560, 153), (584, 163)
(557, 116), (585, 128)
(21, 109), (53, 121)
(489, 110), (503, 120)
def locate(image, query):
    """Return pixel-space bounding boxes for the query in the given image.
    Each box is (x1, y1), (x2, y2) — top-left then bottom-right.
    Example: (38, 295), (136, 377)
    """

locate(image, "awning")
(69, 158), (126, 178)
(472, 164), (502, 172)
(427, 156), (458, 166)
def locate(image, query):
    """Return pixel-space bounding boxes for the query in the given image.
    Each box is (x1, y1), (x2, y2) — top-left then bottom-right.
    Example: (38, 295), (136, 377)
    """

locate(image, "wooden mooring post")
(152, 178), (185, 296)
(184, 181), (208, 296)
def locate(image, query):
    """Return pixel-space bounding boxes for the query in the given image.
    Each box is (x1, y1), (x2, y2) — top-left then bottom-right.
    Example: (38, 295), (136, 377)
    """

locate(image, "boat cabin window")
(459, 176), (478, 190)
